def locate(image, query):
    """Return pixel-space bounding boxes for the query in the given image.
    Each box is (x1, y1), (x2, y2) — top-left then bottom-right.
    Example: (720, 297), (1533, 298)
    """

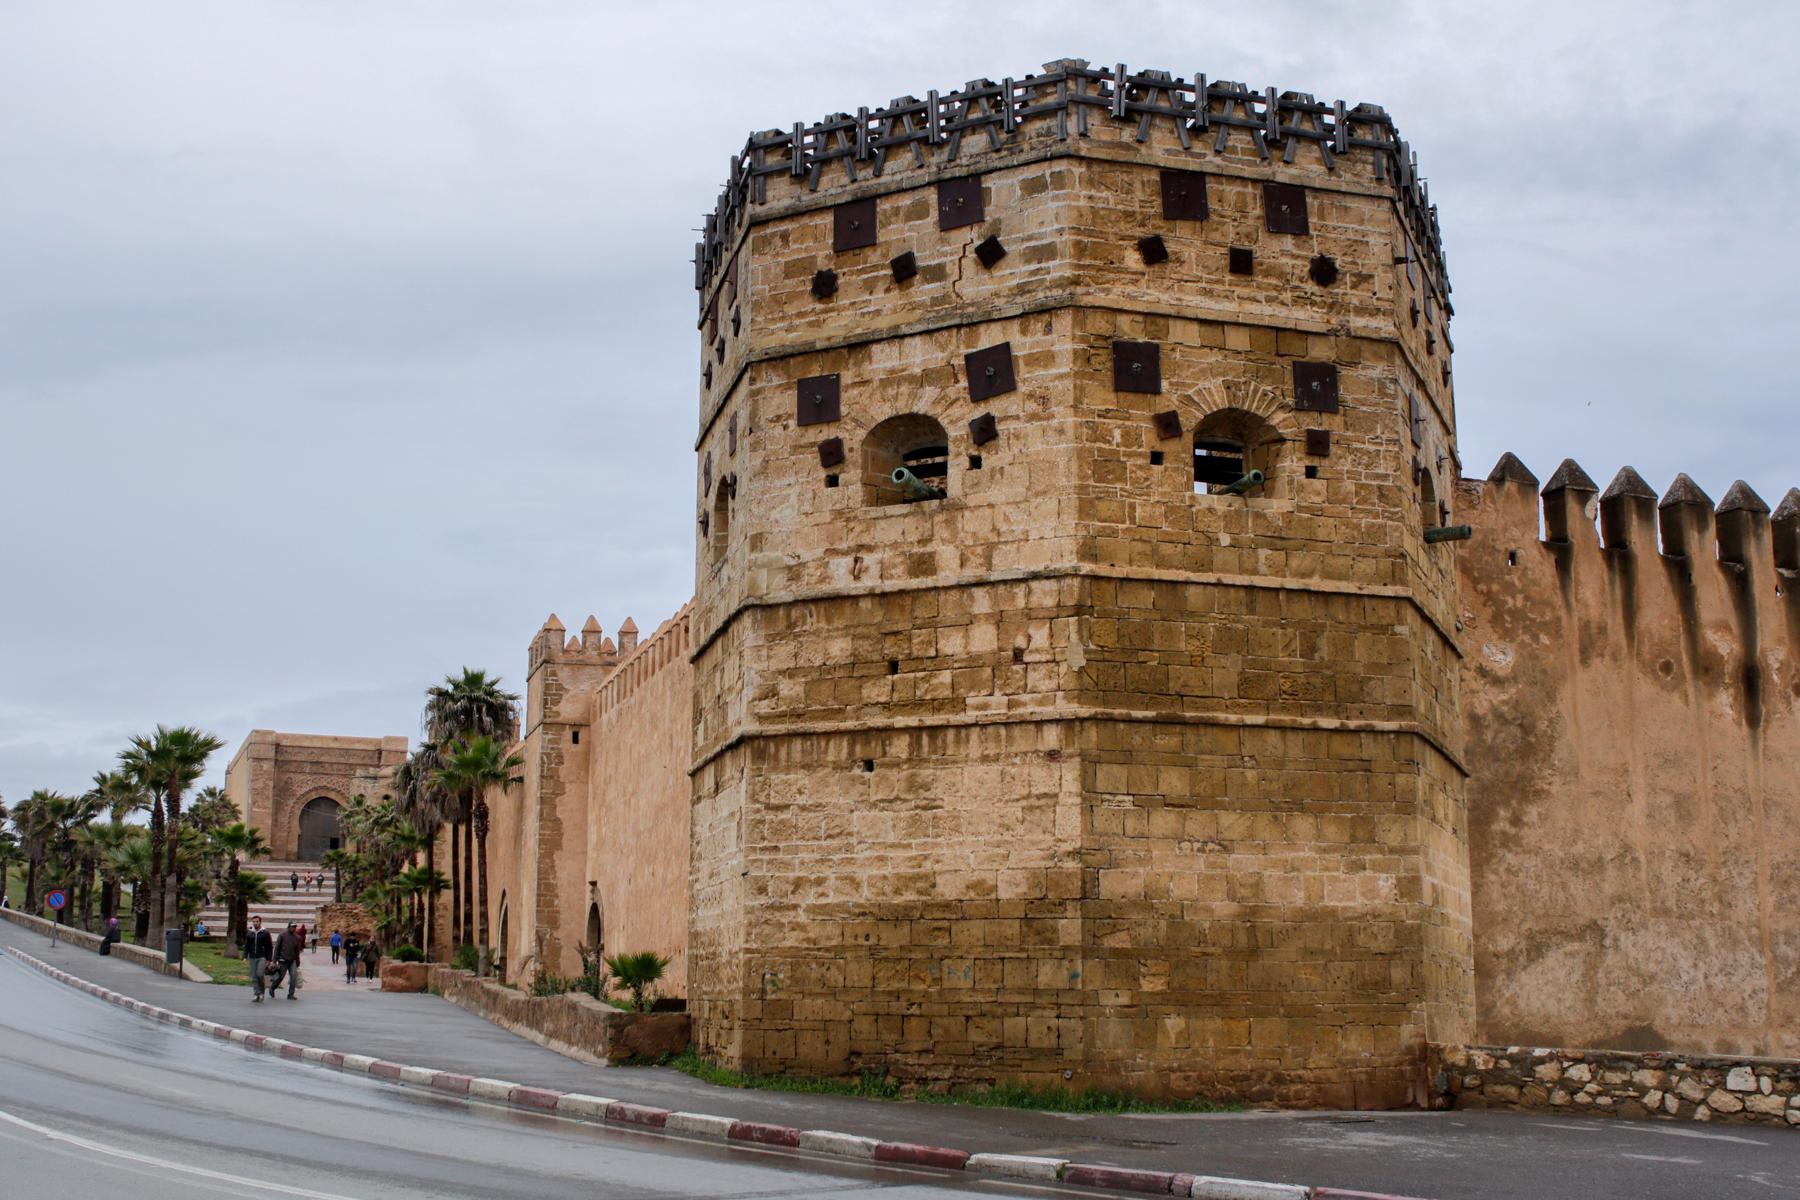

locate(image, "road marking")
(0, 1107), (363, 1199)
(1539, 1118), (1767, 1146)
(1620, 1152), (1702, 1165)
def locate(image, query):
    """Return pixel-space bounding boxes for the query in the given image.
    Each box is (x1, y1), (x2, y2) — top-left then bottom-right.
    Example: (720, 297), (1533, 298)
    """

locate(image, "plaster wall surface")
(1459, 465), (1800, 1058)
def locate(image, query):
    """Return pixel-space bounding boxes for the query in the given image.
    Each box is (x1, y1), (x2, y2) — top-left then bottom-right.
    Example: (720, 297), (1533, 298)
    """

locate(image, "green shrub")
(389, 944), (424, 963)
(603, 950), (671, 1012)
(450, 943), (478, 971)
(531, 972), (579, 997)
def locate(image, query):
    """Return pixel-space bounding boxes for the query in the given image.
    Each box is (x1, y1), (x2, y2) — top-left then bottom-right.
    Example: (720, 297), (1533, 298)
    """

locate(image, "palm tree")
(423, 670), (519, 952)
(107, 831), (153, 941)
(319, 848), (355, 902)
(223, 870), (272, 952)
(211, 823), (270, 949)
(81, 821), (135, 926)
(13, 792), (61, 916)
(90, 770), (149, 824)
(119, 726), (224, 935)
(392, 741), (453, 960)
(436, 736), (523, 977)
(0, 828), (17, 904)
(394, 864), (449, 949)
(184, 785), (239, 834)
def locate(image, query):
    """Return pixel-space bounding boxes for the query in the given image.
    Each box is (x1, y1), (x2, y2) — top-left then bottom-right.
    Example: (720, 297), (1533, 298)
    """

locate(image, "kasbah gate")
(223, 61), (1800, 1118)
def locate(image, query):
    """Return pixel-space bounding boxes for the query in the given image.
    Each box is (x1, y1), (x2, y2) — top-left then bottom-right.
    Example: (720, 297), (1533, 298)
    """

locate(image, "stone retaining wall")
(0, 907), (180, 976)
(1440, 1044), (1800, 1129)
(427, 966), (689, 1065)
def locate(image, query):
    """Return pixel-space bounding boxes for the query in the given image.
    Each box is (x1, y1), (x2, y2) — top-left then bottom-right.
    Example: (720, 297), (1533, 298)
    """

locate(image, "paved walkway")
(7, 919), (1751, 1200)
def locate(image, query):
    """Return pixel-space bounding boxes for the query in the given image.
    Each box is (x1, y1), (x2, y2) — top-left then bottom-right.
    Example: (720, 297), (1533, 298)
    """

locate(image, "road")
(0, 954), (1038, 1199)
(3, 933), (1799, 1200)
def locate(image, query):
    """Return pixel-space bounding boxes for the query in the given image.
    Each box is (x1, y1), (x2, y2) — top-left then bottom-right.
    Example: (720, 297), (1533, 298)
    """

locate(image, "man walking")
(274, 922), (303, 1000)
(243, 916), (273, 1002)
(329, 929), (342, 964)
(343, 932), (361, 982)
(290, 870), (300, 892)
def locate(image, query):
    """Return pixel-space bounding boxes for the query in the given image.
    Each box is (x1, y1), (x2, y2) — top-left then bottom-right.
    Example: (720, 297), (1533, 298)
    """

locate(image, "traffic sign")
(44, 890), (67, 911)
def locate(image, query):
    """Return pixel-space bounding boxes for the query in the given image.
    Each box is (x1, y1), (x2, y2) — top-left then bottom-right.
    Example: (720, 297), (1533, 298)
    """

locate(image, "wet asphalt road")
(3, 926), (1800, 1200)
(0, 954), (1042, 1199)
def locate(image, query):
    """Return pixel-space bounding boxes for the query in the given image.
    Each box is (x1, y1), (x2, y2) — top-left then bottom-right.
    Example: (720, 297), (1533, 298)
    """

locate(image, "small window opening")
(825, 473), (839, 488)
(1419, 469), (1440, 529)
(864, 413), (950, 506)
(861, 759), (875, 772)
(1304, 465), (1318, 479)
(1192, 409), (1282, 495)
(1150, 450), (1165, 466)
(888, 660), (899, 675)
(1012, 646), (1026, 663)
(571, 729), (580, 745)
(968, 454), (983, 470)
(1507, 550), (1519, 567)
(711, 485), (731, 562)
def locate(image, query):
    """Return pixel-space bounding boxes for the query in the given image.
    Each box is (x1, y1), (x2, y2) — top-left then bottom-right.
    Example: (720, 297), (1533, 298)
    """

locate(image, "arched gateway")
(296, 797), (342, 861)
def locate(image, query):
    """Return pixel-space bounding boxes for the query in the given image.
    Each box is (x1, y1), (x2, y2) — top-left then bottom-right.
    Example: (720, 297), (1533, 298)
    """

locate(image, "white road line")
(1620, 1152), (1703, 1164)
(0, 1107), (364, 1199)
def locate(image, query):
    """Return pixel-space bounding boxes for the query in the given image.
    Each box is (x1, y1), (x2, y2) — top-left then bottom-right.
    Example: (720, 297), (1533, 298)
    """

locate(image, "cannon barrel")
(892, 467), (945, 501)
(1424, 524), (1473, 543)
(1218, 469), (1265, 496)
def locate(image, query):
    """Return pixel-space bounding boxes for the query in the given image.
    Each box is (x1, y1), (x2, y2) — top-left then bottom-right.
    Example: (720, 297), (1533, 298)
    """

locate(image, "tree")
(319, 848), (355, 903)
(211, 823), (270, 949)
(392, 741), (454, 960)
(0, 828), (17, 903)
(106, 831), (154, 941)
(119, 726), (223, 936)
(81, 821), (135, 926)
(436, 736), (523, 977)
(423, 670), (519, 953)
(13, 792), (61, 916)
(184, 785), (239, 835)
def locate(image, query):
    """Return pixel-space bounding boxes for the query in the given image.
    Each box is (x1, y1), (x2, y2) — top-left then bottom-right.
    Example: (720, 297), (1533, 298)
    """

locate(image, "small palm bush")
(390, 944), (424, 963)
(604, 951), (671, 1012)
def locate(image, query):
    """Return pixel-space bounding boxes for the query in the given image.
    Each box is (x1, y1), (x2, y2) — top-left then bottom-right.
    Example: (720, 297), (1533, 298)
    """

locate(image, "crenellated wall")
(1458, 456), (1800, 1058)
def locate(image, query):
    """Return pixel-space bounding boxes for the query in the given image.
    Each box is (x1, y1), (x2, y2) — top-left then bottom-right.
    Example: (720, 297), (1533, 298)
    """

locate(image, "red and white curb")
(5, 946), (1431, 1200)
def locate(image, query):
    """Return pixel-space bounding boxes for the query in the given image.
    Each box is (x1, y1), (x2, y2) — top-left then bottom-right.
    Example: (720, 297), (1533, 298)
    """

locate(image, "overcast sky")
(2, 1), (1795, 806)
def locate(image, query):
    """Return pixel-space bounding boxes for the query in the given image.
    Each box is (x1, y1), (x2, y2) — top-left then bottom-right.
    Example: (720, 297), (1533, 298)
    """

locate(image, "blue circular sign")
(44, 890), (67, 910)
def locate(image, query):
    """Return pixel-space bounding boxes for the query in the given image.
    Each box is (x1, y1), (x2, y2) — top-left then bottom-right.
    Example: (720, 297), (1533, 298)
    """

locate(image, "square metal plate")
(1153, 410), (1183, 440)
(969, 413), (998, 446)
(1263, 182), (1310, 235)
(796, 374), (841, 426)
(1160, 169), (1209, 221)
(812, 269), (838, 300)
(1112, 341), (1162, 393)
(1305, 429), (1331, 456)
(833, 197), (878, 252)
(965, 343), (1015, 401)
(817, 437), (845, 468)
(1293, 362), (1339, 413)
(937, 175), (985, 230)
(975, 235), (1006, 268)
(890, 250), (918, 282)
(1138, 235), (1169, 265)
(1229, 247), (1254, 275)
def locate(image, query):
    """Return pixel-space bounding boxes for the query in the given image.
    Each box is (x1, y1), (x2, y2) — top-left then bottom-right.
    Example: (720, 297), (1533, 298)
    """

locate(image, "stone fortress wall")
(1458, 457), (1800, 1060)
(223, 731), (408, 860)
(687, 60), (1470, 1106)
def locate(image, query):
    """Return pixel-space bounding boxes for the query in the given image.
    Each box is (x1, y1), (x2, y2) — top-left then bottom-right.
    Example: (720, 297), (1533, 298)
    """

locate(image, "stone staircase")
(194, 860), (338, 938)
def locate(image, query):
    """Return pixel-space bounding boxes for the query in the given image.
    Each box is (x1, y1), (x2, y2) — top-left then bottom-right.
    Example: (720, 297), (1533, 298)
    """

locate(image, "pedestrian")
(99, 917), (120, 956)
(360, 937), (380, 983)
(243, 916), (273, 1002)
(329, 929), (342, 963)
(290, 871), (299, 892)
(343, 933), (362, 982)
(274, 922), (303, 999)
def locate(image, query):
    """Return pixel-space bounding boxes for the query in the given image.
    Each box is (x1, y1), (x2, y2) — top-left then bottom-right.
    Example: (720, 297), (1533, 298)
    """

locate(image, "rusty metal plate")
(706, 294), (719, 339)
(703, 363), (712, 389)
(703, 452), (712, 495)
(1309, 254), (1339, 286)
(969, 413), (998, 445)
(1305, 429), (1331, 456)
(833, 197), (878, 252)
(728, 412), (738, 455)
(1112, 341), (1162, 393)
(698, 509), (709, 536)
(1409, 394), (1424, 446)
(726, 255), (739, 305)
(890, 250), (918, 282)
(937, 175), (985, 230)
(812, 269), (838, 300)
(1229, 246), (1254, 276)
(1138, 235), (1169, 265)
(731, 308), (741, 336)
(1292, 362), (1339, 413)
(817, 437), (845, 468)
(796, 373), (841, 426)
(1263, 182), (1310, 235)
(975, 235), (1006, 268)
(1159, 168), (1209, 221)
(965, 342), (1015, 401)
(1153, 409), (1183, 440)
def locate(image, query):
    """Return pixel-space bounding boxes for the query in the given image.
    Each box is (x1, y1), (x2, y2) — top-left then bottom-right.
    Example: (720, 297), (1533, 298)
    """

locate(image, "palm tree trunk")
(224, 860), (241, 950)
(147, 794), (166, 936)
(133, 878), (150, 941)
(448, 819), (461, 946)
(462, 813), (474, 952)
(162, 784), (182, 936)
(474, 799), (491, 977)
(24, 856), (39, 916)
(424, 836), (437, 961)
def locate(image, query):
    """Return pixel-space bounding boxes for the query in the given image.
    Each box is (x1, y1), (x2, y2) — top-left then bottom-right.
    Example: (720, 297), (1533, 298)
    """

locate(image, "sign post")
(43, 890), (66, 947)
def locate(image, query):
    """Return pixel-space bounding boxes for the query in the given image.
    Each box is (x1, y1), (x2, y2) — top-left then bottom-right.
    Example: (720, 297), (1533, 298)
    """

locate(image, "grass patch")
(660, 1049), (1238, 1113)
(180, 939), (251, 986)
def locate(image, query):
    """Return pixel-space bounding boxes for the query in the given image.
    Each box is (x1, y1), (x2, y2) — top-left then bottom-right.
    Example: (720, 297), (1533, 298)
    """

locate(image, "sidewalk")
(0, 919), (1444, 1196)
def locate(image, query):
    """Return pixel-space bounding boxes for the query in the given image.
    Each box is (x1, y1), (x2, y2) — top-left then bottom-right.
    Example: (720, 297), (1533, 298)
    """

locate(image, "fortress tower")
(688, 62), (1470, 1105)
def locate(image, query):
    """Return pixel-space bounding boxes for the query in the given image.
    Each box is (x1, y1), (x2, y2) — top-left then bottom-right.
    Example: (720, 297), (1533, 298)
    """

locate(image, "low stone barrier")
(427, 966), (689, 1065)
(380, 961), (429, 992)
(1440, 1044), (1800, 1128)
(0, 907), (180, 977)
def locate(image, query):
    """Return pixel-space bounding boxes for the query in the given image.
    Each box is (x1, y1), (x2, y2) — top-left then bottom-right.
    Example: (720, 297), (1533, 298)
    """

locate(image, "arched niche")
(863, 413), (949, 507)
(296, 797), (342, 861)
(1192, 408), (1284, 495)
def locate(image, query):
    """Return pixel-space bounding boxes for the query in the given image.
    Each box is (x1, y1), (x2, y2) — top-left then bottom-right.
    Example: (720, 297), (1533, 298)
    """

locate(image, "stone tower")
(688, 61), (1469, 1106)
